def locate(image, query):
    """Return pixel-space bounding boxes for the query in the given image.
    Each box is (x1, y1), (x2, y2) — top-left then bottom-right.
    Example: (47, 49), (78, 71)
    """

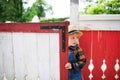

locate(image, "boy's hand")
(65, 63), (72, 69)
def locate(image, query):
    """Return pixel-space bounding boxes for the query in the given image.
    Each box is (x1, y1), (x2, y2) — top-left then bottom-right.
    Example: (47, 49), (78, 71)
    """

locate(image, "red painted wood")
(0, 22), (68, 33)
(80, 31), (120, 80)
(0, 21), (69, 80)
(59, 22), (69, 80)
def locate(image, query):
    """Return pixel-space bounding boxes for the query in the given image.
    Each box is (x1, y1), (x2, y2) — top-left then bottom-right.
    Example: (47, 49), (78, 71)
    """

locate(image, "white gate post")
(70, 0), (79, 27)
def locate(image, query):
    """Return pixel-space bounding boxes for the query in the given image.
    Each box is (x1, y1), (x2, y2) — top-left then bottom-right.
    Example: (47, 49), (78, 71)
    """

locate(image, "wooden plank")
(12, 33), (26, 79)
(0, 32), (14, 79)
(37, 33), (50, 80)
(0, 33), (5, 78)
(22, 33), (38, 80)
(49, 33), (60, 80)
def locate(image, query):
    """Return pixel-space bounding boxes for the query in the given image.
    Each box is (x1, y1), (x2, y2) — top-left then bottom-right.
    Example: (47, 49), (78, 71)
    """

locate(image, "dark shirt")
(68, 44), (86, 80)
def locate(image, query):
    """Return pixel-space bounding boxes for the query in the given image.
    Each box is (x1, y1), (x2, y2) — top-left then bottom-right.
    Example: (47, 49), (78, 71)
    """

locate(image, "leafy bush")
(40, 17), (69, 22)
(85, 0), (120, 14)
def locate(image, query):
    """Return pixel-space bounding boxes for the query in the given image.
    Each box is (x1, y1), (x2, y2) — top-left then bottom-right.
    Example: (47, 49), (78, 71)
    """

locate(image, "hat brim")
(68, 30), (83, 37)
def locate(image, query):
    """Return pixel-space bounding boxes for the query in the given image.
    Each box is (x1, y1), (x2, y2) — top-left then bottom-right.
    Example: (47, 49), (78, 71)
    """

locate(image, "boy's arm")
(69, 51), (86, 70)
(76, 51), (86, 69)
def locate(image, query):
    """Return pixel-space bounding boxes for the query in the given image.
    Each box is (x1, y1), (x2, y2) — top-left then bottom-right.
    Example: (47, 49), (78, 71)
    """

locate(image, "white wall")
(79, 15), (120, 30)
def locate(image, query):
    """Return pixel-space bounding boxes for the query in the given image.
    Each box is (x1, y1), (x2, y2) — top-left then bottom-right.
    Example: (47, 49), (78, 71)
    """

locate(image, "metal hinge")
(40, 26), (66, 52)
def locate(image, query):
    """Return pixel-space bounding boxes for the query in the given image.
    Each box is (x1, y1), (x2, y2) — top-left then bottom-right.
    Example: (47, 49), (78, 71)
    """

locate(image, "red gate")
(0, 22), (69, 80)
(80, 31), (120, 80)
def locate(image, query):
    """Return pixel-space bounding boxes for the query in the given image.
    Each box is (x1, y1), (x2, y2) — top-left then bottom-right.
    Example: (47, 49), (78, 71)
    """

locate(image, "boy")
(65, 25), (86, 80)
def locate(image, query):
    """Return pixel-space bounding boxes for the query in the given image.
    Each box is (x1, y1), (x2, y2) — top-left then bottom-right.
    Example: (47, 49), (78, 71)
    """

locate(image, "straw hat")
(68, 25), (83, 37)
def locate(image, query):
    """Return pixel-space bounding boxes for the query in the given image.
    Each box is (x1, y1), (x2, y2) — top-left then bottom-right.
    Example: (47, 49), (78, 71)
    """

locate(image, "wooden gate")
(80, 31), (120, 80)
(0, 22), (69, 80)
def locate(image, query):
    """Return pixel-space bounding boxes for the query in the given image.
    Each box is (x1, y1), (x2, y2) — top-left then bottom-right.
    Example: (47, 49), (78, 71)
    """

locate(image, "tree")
(84, 0), (120, 14)
(23, 0), (52, 21)
(0, 0), (52, 22)
(0, 0), (23, 22)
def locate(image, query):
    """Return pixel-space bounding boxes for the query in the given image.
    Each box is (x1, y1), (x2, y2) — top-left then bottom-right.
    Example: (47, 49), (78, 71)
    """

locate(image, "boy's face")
(68, 33), (80, 46)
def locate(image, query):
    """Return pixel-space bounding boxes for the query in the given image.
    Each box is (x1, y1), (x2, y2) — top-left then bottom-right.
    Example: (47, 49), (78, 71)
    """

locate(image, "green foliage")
(0, 0), (52, 22)
(0, 0), (23, 22)
(40, 17), (69, 22)
(23, 0), (52, 22)
(85, 0), (120, 14)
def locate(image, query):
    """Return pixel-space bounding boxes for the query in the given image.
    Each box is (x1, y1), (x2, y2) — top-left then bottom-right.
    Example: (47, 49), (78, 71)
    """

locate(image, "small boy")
(65, 25), (86, 80)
